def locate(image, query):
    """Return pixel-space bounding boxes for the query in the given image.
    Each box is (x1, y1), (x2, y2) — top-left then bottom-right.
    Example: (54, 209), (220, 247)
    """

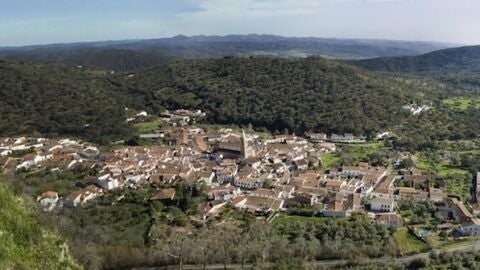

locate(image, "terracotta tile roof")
(375, 213), (402, 223)
(41, 191), (58, 199)
(151, 188), (176, 200)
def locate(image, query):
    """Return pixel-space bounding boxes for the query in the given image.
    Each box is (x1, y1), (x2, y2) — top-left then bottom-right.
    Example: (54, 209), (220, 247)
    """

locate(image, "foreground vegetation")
(0, 182), (81, 269)
(31, 183), (398, 270)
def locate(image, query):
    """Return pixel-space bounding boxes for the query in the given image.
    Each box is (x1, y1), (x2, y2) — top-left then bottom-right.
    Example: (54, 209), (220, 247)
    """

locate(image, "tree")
(161, 230), (194, 270)
(398, 158), (415, 169)
(194, 226), (216, 270)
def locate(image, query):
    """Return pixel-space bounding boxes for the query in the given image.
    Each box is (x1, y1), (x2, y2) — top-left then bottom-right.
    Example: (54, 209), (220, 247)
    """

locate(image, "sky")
(1, 0), (480, 46)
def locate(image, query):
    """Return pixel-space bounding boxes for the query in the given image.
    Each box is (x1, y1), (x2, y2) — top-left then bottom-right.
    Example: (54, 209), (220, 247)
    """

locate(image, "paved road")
(138, 242), (480, 270)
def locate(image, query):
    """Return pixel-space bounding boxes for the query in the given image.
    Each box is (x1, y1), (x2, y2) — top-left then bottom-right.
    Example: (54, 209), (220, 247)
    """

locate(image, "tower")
(241, 130), (254, 159)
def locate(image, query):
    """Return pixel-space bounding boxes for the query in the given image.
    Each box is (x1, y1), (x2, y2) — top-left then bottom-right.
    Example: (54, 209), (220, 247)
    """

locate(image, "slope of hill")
(0, 60), (133, 143)
(1, 47), (170, 72)
(353, 45), (480, 74)
(119, 57), (426, 136)
(2, 56), (480, 150)
(352, 45), (480, 92)
(0, 182), (81, 269)
(0, 35), (457, 71)
(121, 34), (455, 59)
(0, 57), (431, 140)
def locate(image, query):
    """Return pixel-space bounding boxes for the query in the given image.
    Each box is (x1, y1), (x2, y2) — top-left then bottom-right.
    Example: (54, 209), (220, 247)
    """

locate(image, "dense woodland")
(0, 35), (453, 69)
(352, 45), (480, 93)
(121, 57), (423, 136)
(2, 47), (170, 72)
(0, 60), (133, 144)
(4, 55), (480, 151)
(0, 57), (427, 143)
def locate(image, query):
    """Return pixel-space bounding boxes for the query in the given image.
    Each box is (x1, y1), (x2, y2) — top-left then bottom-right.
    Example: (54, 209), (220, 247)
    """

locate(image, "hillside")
(0, 57), (430, 141)
(120, 57), (425, 136)
(0, 182), (81, 269)
(1, 47), (170, 72)
(352, 45), (480, 92)
(5, 56), (479, 146)
(0, 35), (456, 71)
(120, 34), (454, 59)
(353, 45), (480, 74)
(0, 60), (133, 143)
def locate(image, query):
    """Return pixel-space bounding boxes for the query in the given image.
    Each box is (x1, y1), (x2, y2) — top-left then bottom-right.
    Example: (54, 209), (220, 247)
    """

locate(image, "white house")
(293, 159), (308, 171)
(0, 149), (12, 156)
(375, 213), (403, 228)
(65, 185), (103, 207)
(461, 219), (480, 236)
(92, 173), (121, 190)
(136, 111), (148, 117)
(370, 197), (395, 212)
(37, 191), (59, 211)
(95, 177), (120, 190)
(16, 160), (35, 170)
(197, 171), (215, 185)
(233, 177), (263, 190)
(126, 174), (143, 184)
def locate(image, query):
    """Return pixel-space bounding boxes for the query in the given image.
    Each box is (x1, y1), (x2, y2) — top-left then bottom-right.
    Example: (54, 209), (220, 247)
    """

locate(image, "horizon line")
(0, 33), (466, 49)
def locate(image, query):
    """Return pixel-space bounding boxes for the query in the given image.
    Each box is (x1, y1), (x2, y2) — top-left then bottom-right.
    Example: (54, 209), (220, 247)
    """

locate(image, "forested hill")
(120, 57), (423, 136)
(1, 47), (170, 72)
(0, 60), (133, 144)
(0, 35), (456, 72)
(0, 57), (427, 141)
(353, 45), (480, 74)
(351, 45), (480, 92)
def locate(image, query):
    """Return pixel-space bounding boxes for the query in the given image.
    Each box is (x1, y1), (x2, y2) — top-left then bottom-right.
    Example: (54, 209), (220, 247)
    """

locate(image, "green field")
(320, 142), (388, 168)
(415, 153), (471, 199)
(445, 174), (472, 200)
(394, 228), (428, 254)
(426, 234), (473, 250)
(415, 154), (468, 176)
(133, 119), (164, 133)
(443, 96), (480, 111)
(321, 152), (342, 168)
(340, 142), (387, 161)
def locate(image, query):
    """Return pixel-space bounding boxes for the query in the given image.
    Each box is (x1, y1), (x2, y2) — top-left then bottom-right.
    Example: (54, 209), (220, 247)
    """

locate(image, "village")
(1, 109), (480, 254)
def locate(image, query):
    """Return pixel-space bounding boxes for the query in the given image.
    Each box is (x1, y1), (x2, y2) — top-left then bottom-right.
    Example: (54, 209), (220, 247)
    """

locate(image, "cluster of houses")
(3, 128), (480, 237)
(308, 133), (366, 143)
(126, 108), (206, 127)
(367, 167), (480, 235)
(126, 109), (150, 123)
(402, 104), (431, 115)
(0, 137), (99, 172)
(0, 137), (101, 211)
(160, 109), (206, 127)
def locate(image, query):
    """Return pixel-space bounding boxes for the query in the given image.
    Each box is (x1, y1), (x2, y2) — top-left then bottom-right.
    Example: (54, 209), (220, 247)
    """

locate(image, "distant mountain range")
(0, 34), (457, 71)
